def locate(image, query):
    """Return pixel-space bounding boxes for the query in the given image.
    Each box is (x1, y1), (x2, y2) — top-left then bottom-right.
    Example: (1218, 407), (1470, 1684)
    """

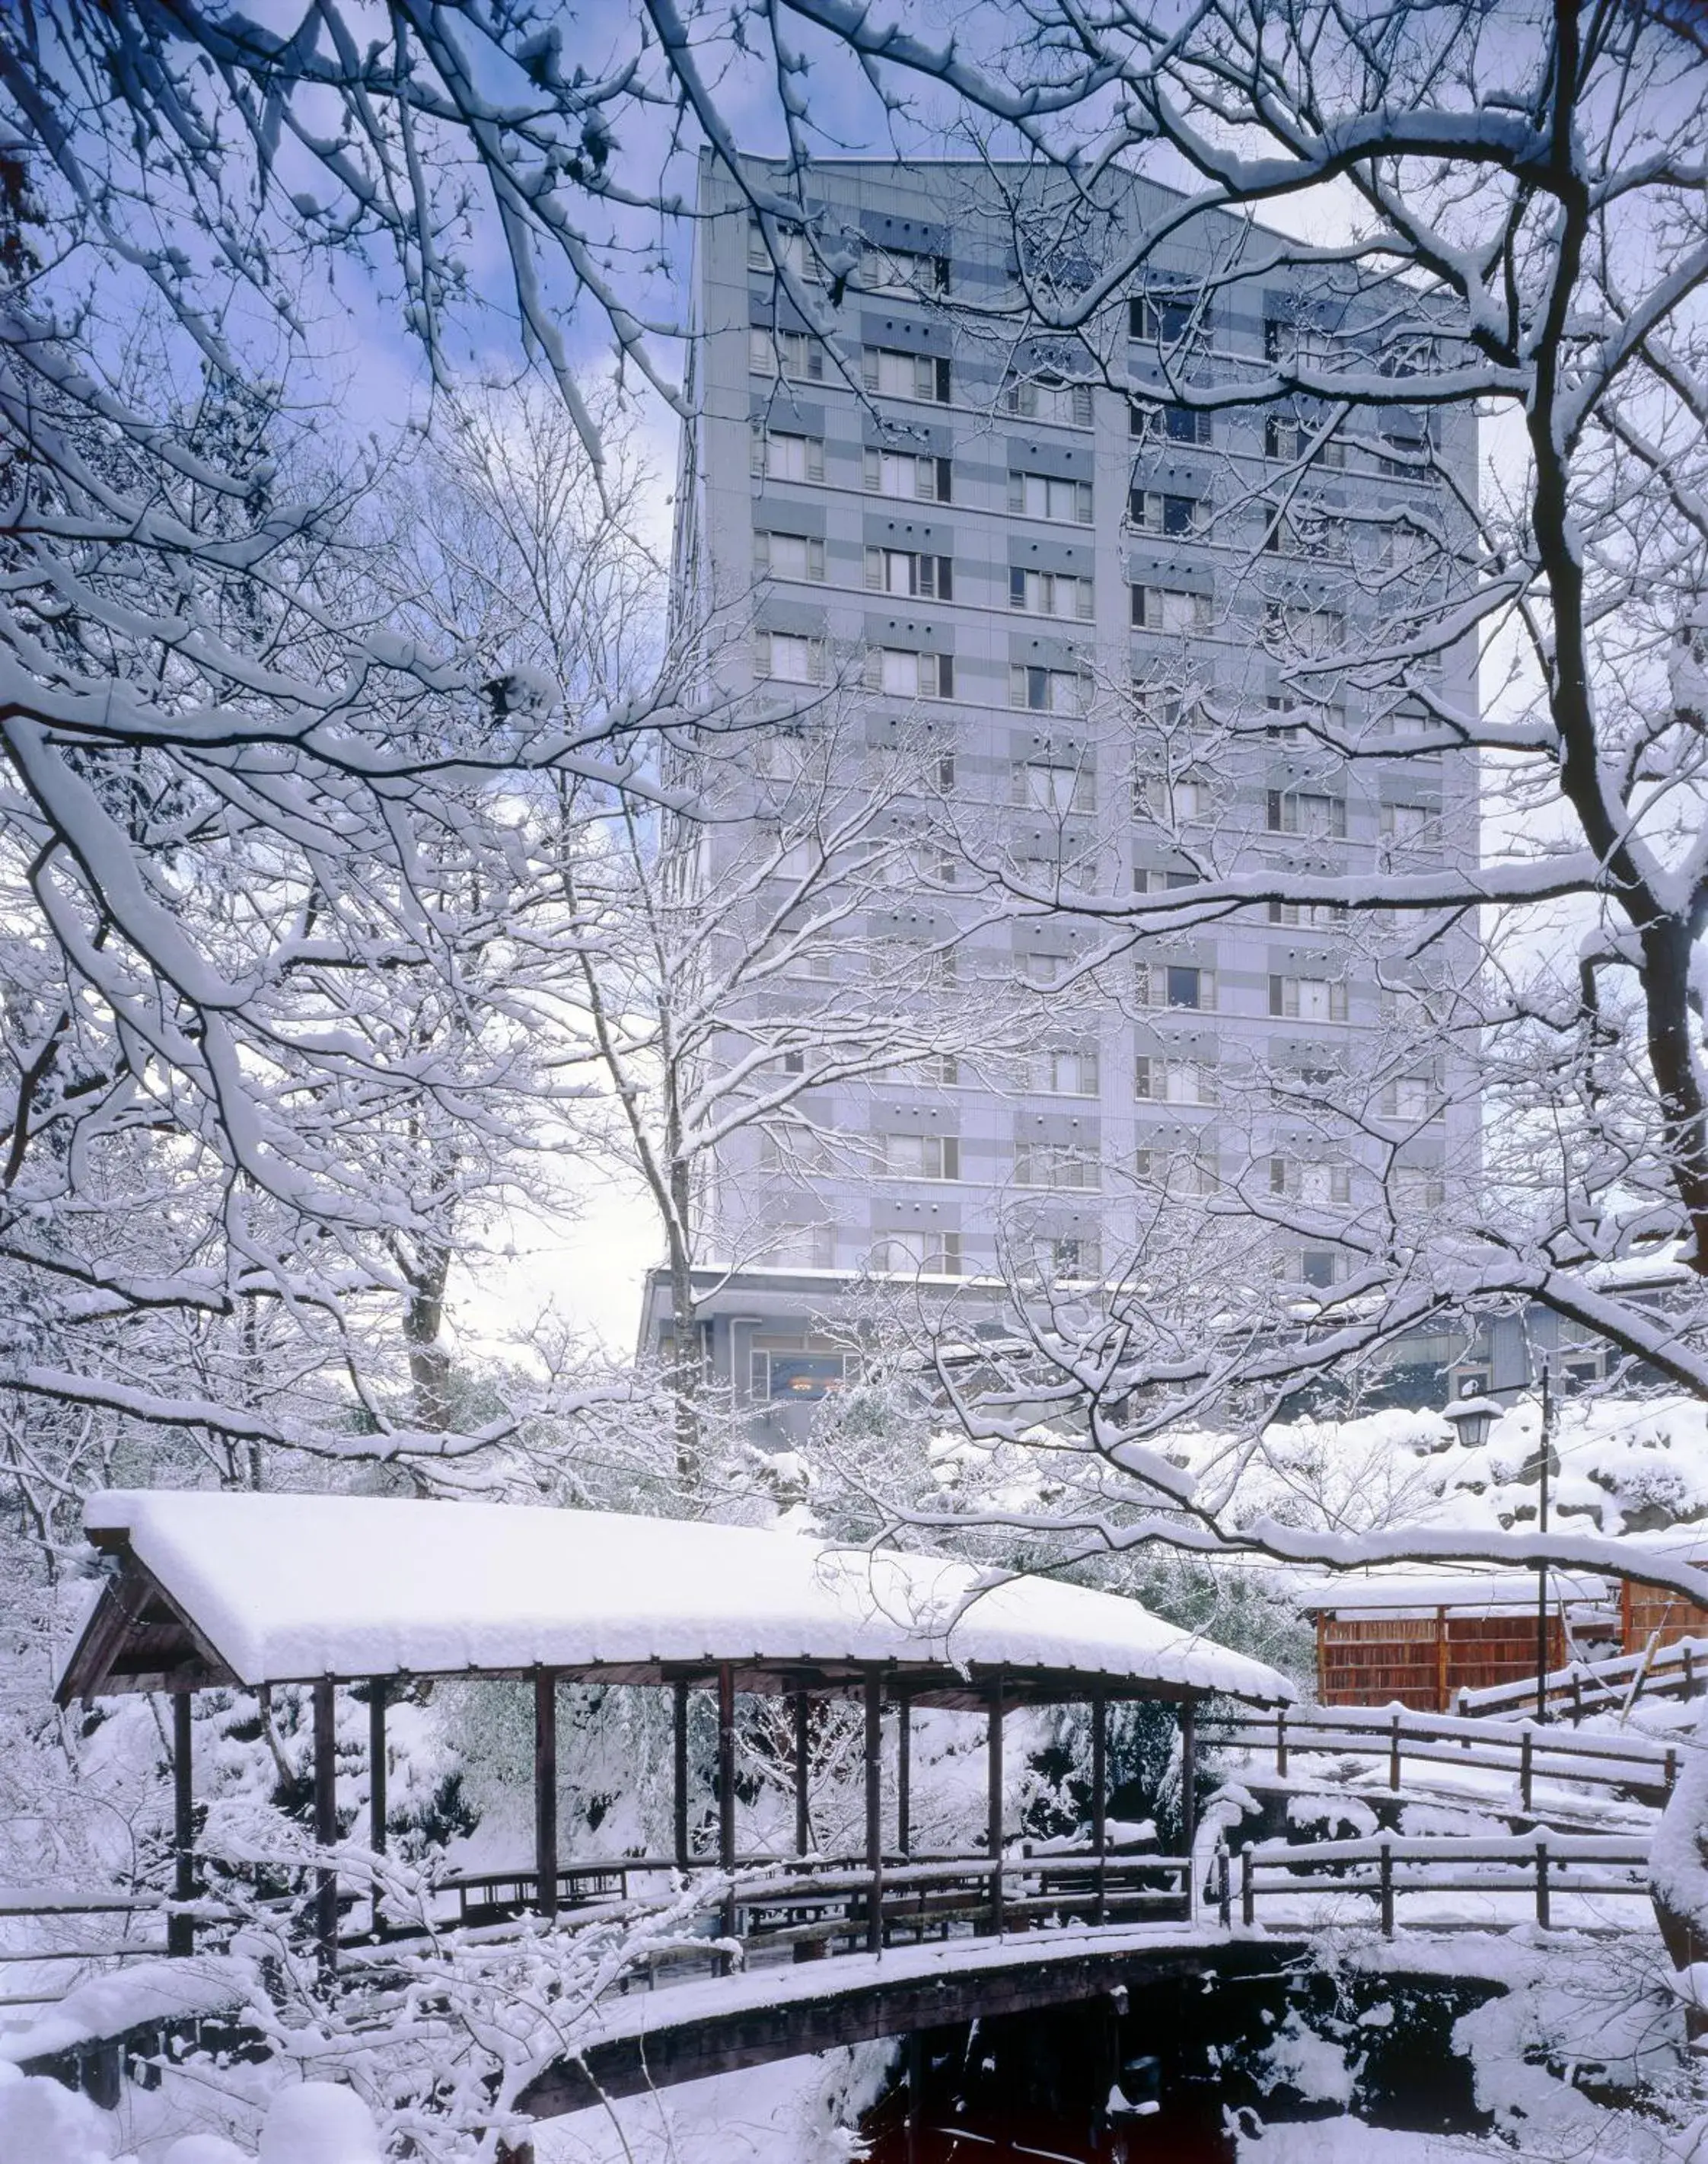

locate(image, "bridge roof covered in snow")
(57, 1489), (1295, 1709)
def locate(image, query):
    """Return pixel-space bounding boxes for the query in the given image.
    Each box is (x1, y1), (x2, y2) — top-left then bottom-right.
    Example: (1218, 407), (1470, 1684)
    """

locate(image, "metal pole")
(313, 1678), (338, 1972)
(793, 1688), (811, 1857)
(673, 1678), (690, 1872)
(864, 1667), (884, 1953)
(169, 1691), (196, 1958)
(1537, 1359), (1553, 1724)
(986, 1675), (1005, 1936)
(895, 1689), (911, 1860)
(534, 1668), (559, 1921)
(718, 1663), (737, 1946)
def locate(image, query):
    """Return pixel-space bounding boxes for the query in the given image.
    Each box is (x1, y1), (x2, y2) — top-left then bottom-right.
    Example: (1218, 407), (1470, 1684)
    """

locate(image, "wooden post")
(1436, 1608), (1449, 1713)
(368, 1681), (388, 1856)
(1572, 1670), (1585, 1726)
(534, 1669), (559, 1921)
(864, 1667), (884, 1954)
(1379, 1840), (1394, 1938)
(986, 1676), (1005, 1936)
(718, 1663), (737, 1946)
(672, 1679), (690, 1872)
(1687, 1646), (1697, 1701)
(1389, 1708), (1402, 1792)
(1091, 1688), (1108, 1927)
(792, 1688), (811, 1857)
(1275, 1705), (1288, 1780)
(1179, 1700), (1197, 1857)
(1216, 1844), (1231, 1930)
(1240, 1841), (1254, 1929)
(1535, 1839), (1550, 1930)
(313, 1678), (338, 1972)
(895, 1689), (911, 1860)
(169, 1691), (196, 1958)
(1520, 1726), (1534, 1812)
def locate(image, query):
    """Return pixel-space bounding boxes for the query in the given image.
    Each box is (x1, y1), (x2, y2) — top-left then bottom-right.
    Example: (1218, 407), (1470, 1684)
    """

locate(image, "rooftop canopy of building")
(59, 1490), (1294, 1710)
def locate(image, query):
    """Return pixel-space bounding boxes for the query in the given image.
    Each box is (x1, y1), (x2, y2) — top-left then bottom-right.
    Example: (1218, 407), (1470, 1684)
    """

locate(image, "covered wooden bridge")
(56, 1490), (1294, 1965)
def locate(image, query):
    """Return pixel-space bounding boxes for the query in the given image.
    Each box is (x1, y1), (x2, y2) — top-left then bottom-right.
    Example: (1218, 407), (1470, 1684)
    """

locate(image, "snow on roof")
(68, 1490), (1294, 1705)
(1293, 1569), (1612, 1617)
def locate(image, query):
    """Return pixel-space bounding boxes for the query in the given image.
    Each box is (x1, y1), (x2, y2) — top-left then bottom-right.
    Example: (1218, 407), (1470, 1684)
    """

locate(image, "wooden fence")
(1213, 1701), (1677, 1807)
(1455, 1634), (1708, 1723)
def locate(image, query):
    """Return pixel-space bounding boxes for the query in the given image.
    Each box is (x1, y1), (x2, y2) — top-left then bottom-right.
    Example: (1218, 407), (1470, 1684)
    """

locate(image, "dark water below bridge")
(857, 1966), (1499, 2161)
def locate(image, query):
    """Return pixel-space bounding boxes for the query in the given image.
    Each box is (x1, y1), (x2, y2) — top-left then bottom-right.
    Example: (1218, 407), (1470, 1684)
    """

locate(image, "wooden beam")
(1091, 1687), (1107, 1857)
(718, 1663), (737, 1947)
(534, 1669), (559, 1921)
(168, 1691), (195, 1958)
(863, 1668), (884, 1955)
(673, 1678), (690, 1872)
(1179, 1699), (1197, 1861)
(895, 1689), (911, 1859)
(793, 1688), (811, 1857)
(313, 1678), (338, 1972)
(987, 1675), (1005, 1936)
(368, 1681), (388, 1856)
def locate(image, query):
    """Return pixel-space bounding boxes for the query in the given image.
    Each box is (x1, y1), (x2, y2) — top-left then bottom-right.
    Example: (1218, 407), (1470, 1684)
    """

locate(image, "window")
(1263, 508), (1349, 559)
(1014, 1142), (1101, 1190)
(1135, 961), (1216, 1011)
(1382, 1075), (1439, 1121)
(1297, 1249), (1343, 1290)
(1265, 413), (1346, 467)
(1130, 291), (1200, 343)
(1010, 568), (1094, 620)
(863, 347), (951, 403)
(747, 221), (820, 281)
(749, 327), (824, 381)
(1010, 664), (1090, 715)
(1009, 471), (1094, 524)
(1038, 1049), (1100, 1096)
(754, 630), (824, 684)
(871, 1232), (963, 1276)
(865, 547), (952, 600)
(1044, 1235), (1101, 1281)
(865, 448), (952, 502)
(1016, 760), (1094, 812)
(1264, 602), (1346, 656)
(1132, 586), (1212, 633)
(1270, 1158), (1353, 1205)
(1379, 420), (1433, 476)
(1269, 974), (1348, 1021)
(1393, 1166), (1446, 1211)
(1130, 489), (1205, 536)
(750, 427), (825, 483)
(1136, 1147), (1219, 1197)
(1134, 867), (1200, 895)
(754, 531), (825, 582)
(1005, 375), (1095, 426)
(1020, 950), (1071, 986)
(936, 752), (957, 792)
(859, 244), (950, 297)
(915, 1052), (960, 1085)
(883, 1133), (959, 1180)
(1263, 318), (1341, 370)
(1381, 802), (1437, 849)
(1133, 773), (1207, 824)
(866, 647), (954, 700)
(781, 1048), (806, 1076)
(758, 1229), (836, 1276)
(753, 1343), (845, 1392)
(1269, 899), (1348, 927)
(1267, 790), (1347, 840)
(1134, 1055), (1216, 1104)
(1266, 696), (1346, 742)
(1130, 401), (1212, 446)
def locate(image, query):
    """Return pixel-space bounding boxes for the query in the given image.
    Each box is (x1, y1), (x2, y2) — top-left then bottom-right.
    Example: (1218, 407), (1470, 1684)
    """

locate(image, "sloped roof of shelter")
(59, 1490), (1295, 1708)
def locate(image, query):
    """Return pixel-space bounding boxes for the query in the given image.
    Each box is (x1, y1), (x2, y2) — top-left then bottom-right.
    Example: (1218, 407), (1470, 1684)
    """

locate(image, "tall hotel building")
(642, 155), (1480, 1424)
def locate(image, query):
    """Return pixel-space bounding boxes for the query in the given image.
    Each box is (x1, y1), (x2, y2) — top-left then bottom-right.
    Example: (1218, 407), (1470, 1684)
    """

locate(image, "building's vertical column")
(534, 1668), (559, 1920)
(367, 1678), (387, 1938)
(169, 1691), (196, 1958)
(895, 1689), (911, 1859)
(1179, 1697), (1197, 1862)
(313, 1678), (338, 1971)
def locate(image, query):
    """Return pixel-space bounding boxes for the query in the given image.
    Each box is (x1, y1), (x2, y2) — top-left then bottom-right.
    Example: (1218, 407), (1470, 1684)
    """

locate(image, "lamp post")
(1442, 1382), (1499, 1450)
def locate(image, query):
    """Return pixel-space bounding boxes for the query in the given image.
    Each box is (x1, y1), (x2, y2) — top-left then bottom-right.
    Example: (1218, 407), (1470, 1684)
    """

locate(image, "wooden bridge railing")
(1219, 1829), (1652, 1939)
(1453, 1636), (1708, 1723)
(1214, 1702), (1677, 1807)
